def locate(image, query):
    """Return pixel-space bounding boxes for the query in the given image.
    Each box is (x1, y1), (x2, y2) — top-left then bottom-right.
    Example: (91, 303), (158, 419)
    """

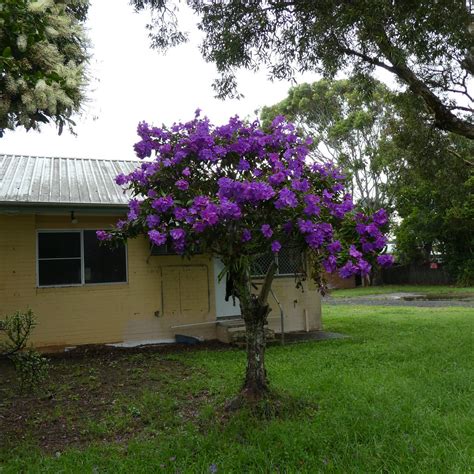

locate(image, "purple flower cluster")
(99, 113), (392, 273)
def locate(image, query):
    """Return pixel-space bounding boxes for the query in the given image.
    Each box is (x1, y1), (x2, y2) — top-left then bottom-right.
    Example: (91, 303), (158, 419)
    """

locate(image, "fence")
(381, 263), (455, 285)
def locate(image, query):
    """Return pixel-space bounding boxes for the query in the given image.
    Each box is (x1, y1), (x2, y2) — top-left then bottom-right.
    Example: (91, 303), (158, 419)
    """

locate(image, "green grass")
(329, 284), (474, 298)
(1, 305), (473, 473)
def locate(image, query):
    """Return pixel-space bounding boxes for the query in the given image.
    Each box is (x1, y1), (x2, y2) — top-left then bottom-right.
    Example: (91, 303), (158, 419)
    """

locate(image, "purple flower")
(339, 261), (358, 278)
(327, 240), (342, 254)
(96, 230), (111, 241)
(291, 179), (310, 192)
(152, 196), (174, 213)
(323, 255), (337, 273)
(175, 179), (189, 191)
(242, 229), (252, 242)
(261, 224), (273, 239)
(275, 188), (298, 209)
(182, 167), (191, 177)
(115, 173), (128, 186)
(238, 159), (251, 171)
(373, 209), (388, 226)
(147, 189), (157, 198)
(219, 198), (242, 220)
(148, 230), (166, 246)
(269, 171), (287, 186)
(349, 245), (362, 259)
(357, 259), (372, 276)
(146, 214), (161, 228)
(297, 219), (314, 234)
(271, 240), (282, 253)
(377, 254), (394, 267)
(201, 203), (219, 225)
(170, 228), (186, 241)
(174, 207), (189, 221)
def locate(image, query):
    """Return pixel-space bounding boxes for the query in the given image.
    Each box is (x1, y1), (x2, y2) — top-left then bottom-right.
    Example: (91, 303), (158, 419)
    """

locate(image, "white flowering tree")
(0, 0), (89, 136)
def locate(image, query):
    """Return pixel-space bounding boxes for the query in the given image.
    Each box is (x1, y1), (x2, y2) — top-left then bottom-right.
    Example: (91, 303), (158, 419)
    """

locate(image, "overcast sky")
(0, 0), (322, 160)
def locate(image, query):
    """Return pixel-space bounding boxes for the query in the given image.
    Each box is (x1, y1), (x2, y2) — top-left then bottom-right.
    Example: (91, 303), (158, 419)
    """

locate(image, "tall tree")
(261, 77), (396, 213)
(0, 0), (89, 136)
(131, 0), (474, 140)
(99, 113), (391, 402)
(385, 94), (474, 284)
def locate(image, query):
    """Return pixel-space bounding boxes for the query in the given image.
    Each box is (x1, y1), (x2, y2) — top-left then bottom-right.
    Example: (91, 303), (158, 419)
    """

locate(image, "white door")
(213, 258), (241, 318)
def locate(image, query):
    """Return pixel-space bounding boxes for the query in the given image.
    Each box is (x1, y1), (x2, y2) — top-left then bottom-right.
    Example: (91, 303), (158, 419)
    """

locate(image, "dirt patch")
(0, 344), (221, 453)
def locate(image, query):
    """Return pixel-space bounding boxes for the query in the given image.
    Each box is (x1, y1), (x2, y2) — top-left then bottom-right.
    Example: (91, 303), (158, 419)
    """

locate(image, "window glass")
(38, 259), (82, 286)
(38, 232), (80, 258)
(83, 230), (127, 284)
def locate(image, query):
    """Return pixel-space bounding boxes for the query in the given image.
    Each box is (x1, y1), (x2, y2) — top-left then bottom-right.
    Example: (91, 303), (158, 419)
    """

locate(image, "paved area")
(323, 292), (474, 308)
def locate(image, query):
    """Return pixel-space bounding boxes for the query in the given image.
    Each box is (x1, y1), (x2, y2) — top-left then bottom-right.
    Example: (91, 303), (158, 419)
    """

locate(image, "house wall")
(0, 214), (217, 350)
(0, 213), (322, 350)
(252, 277), (322, 334)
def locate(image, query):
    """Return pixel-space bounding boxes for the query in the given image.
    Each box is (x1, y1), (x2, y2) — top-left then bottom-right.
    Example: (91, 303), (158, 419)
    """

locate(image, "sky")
(0, 0), (321, 161)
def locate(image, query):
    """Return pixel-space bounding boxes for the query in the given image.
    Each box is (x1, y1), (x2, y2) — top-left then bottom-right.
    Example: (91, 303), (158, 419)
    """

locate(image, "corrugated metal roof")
(0, 154), (139, 207)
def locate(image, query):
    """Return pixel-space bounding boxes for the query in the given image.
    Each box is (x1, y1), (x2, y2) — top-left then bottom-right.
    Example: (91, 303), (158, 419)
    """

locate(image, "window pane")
(38, 259), (81, 286)
(38, 232), (81, 258)
(83, 230), (126, 283)
(278, 246), (302, 275)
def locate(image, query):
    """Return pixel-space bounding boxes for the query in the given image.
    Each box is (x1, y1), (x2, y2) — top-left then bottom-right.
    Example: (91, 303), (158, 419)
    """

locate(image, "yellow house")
(0, 154), (322, 351)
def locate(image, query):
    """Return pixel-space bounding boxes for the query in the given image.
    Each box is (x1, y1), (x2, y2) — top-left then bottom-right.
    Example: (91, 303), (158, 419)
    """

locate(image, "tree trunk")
(236, 261), (277, 402)
(241, 302), (270, 401)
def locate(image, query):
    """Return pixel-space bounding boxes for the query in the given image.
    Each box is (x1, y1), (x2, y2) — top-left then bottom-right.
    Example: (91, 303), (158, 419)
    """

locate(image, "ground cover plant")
(329, 284), (474, 298)
(98, 112), (391, 401)
(1, 304), (472, 472)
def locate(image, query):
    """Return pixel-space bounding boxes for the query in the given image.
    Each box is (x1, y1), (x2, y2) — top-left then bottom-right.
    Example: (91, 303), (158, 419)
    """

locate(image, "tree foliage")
(385, 94), (474, 284)
(131, 0), (474, 139)
(0, 0), (89, 136)
(100, 112), (391, 400)
(261, 77), (396, 213)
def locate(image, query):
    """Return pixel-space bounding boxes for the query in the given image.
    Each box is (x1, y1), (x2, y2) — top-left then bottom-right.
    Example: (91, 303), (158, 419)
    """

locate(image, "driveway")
(323, 292), (474, 308)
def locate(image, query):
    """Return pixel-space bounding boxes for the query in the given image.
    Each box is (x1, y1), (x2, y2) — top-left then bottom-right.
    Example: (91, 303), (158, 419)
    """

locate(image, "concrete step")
(216, 318), (275, 344)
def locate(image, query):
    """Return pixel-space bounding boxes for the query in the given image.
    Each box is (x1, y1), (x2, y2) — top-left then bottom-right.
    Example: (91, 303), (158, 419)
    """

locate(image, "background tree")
(131, 0), (474, 139)
(261, 77), (397, 213)
(0, 0), (89, 136)
(384, 94), (474, 284)
(99, 113), (391, 402)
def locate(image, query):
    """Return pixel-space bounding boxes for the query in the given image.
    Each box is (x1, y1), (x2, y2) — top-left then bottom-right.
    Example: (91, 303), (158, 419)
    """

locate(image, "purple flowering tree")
(98, 112), (392, 402)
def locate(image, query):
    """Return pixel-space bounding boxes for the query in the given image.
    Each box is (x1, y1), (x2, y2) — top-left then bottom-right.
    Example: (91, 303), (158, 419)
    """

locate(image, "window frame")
(36, 229), (128, 288)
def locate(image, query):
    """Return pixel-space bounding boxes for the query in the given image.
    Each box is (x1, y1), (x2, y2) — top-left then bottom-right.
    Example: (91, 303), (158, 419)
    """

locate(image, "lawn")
(329, 284), (474, 298)
(1, 305), (473, 473)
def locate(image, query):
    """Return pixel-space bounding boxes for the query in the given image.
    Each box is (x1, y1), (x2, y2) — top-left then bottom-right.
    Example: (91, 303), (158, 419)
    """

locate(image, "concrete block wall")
(0, 214), (217, 350)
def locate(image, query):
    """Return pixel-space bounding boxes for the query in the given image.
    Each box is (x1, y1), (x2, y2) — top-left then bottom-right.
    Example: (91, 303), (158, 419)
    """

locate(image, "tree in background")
(131, 0), (474, 139)
(385, 94), (474, 285)
(98, 113), (391, 401)
(0, 0), (89, 136)
(261, 77), (396, 214)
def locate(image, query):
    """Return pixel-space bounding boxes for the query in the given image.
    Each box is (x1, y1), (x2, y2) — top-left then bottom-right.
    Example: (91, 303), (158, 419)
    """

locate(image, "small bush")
(0, 309), (49, 389)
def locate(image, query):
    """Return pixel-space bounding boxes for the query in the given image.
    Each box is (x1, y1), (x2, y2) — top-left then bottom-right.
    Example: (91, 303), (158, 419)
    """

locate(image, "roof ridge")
(0, 154), (140, 163)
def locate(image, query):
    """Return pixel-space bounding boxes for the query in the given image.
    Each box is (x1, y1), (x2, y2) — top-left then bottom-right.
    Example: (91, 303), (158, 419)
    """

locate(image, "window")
(251, 246), (304, 277)
(37, 230), (127, 287)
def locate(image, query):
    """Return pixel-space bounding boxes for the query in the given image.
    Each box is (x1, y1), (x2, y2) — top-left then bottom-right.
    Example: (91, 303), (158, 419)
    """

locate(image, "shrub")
(0, 309), (49, 389)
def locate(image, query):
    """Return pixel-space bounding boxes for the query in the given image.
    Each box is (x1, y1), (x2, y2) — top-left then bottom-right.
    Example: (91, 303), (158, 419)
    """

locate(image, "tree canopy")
(384, 94), (474, 284)
(100, 112), (391, 400)
(0, 0), (89, 136)
(131, 0), (474, 139)
(261, 77), (396, 213)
